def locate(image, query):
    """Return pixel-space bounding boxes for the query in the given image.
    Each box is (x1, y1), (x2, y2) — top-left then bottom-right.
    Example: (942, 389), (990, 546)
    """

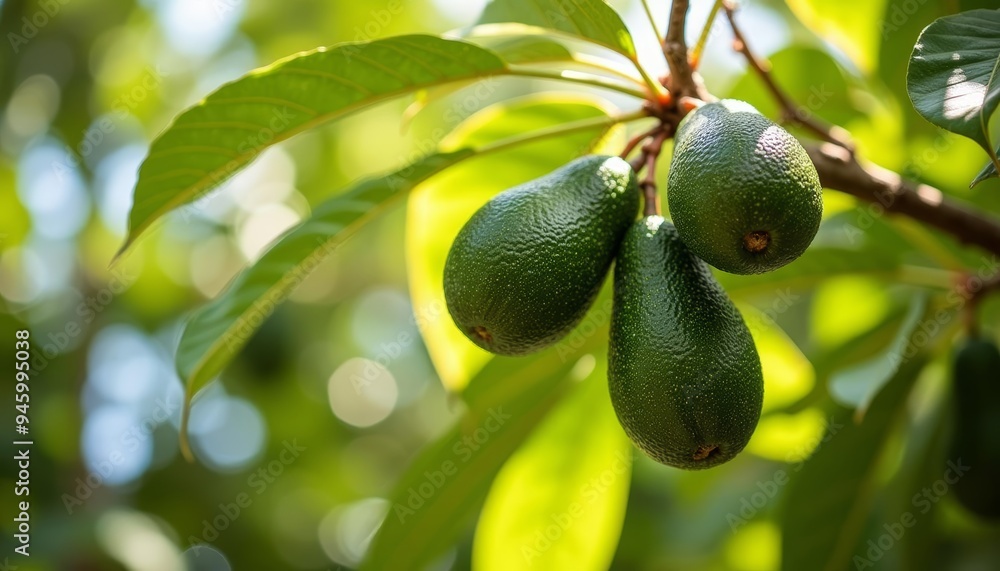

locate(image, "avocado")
(444, 155), (639, 356)
(667, 99), (823, 275)
(608, 216), (763, 469)
(949, 336), (1000, 520)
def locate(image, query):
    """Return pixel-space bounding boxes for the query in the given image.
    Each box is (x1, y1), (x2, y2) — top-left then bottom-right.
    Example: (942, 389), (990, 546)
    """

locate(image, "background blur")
(1, 0), (1000, 569)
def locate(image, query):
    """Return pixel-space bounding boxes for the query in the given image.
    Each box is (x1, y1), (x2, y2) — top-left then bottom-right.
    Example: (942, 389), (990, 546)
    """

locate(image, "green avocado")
(609, 216), (763, 469)
(949, 336), (1000, 520)
(444, 155), (639, 356)
(667, 99), (823, 275)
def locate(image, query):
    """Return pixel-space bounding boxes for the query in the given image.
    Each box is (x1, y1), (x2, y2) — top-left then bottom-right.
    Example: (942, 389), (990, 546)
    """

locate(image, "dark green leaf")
(362, 344), (601, 570)
(781, 354), (928, 571)
(120, 35), (508, 256)
(906, 9), (1000, 165)
(971, 152), (998, 187)
(476, 0), (636, 59)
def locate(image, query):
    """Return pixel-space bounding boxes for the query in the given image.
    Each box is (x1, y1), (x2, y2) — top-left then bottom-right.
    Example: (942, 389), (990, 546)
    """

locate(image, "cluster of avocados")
(444, 99), (824, 469)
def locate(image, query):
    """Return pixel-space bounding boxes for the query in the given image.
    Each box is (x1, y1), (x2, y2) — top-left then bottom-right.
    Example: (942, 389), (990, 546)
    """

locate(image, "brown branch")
(640, 130), (670, 216)
(806, 143), (1000, 258)
(664, 0), (697, 98)
(723, 2), (854, 152)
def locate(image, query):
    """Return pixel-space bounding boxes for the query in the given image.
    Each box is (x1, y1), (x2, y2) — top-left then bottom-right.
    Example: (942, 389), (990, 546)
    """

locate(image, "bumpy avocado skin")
(667, 99), (823, 275)
(949, 337), (1000, 520)
(444, 155), (639, 356)
(609, 216), (763, 469)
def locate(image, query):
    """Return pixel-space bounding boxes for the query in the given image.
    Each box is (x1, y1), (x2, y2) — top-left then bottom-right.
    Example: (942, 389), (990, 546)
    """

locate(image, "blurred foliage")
(1, 0), (1000, 570)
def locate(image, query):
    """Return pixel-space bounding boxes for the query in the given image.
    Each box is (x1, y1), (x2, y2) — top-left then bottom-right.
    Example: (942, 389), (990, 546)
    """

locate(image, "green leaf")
(906, 9), (1000, 167)
(473, 357), (630, 571)
(971, 152), (998, 187)
(119, 35), (508, 256)
(361, 345), (601, 571)
(175, 149), (474, 402)
(828, 293), (929, 416)
(476, 0), (636, 59)
(786, 0), (890, 73)
(407, 94), (620, 390)
(483, 35), (574, 64)
(780, 353), (928, 571)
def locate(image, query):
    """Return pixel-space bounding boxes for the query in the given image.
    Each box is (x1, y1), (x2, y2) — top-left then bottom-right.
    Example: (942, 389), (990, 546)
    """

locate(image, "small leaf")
(906, 9), (1000, 165)
(780, 353), (928, 571)
(971, 150), (999, 187)
(119, 35), (508, 256)
(473, 356), (630, 571)
(476, 0), (636, 59)
(829, 293), (929, 417)
(176, 149), (474, 406)
(361, 344), (602, 571)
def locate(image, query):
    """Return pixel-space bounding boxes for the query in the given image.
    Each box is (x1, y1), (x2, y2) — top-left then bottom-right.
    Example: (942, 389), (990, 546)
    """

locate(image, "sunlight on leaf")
(724, 520), (781, 571)
(473, 356), (630, 571)
(810, 276), (892, 349)
(739, 303), (815, 414)
(746, 408), (826, 462)
(786, 0), (889, 73)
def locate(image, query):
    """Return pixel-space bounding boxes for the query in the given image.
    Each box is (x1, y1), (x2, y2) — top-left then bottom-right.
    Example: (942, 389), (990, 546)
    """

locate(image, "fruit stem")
(638, 130), (670, 216)
(690, 0), (724, 70)
(620, 124), (664, 160)
(722, 2), (854, 152)
(508, 67), (651, 100)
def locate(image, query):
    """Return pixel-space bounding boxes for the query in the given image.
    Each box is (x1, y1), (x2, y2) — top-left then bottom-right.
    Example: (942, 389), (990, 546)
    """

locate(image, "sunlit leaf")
(120, 35), (508, 256)
(406, 94), (620, 390)
(361, 344), (601, 570)
(473, 356), (630, 571)
(780, 355), (928, 571)
(829, 293), (929, 416)
(476, 0), (636, 59)
(746, 408), (827, 462)
(483, 35), (575, 64)
(786, 0), (890, 73)
(906, 9), (1000, 169)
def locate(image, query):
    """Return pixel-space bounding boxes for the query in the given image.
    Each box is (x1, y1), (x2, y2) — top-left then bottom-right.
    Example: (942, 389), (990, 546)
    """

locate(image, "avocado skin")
(609, 216), (763, 469)
(949, 337), (1000, 520)
(667, 99), (822, 275)
(444, 155), (639, 356)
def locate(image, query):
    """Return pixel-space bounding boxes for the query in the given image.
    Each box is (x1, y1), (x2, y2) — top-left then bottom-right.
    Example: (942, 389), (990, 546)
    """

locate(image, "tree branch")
(722, 2), (853, 151)
(806, 143), (1000, 258)
(664, 0), (697, 98)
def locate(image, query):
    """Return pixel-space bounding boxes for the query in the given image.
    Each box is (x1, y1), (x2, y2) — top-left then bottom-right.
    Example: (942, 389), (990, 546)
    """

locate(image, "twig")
(640, 130), (671, 216)
(722, 2), (854, 152)
(620, 124), (664, 160)
(806, 143), (1000, 259)
(664, 0), (697, 98)
(691, 0), (724, 70)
